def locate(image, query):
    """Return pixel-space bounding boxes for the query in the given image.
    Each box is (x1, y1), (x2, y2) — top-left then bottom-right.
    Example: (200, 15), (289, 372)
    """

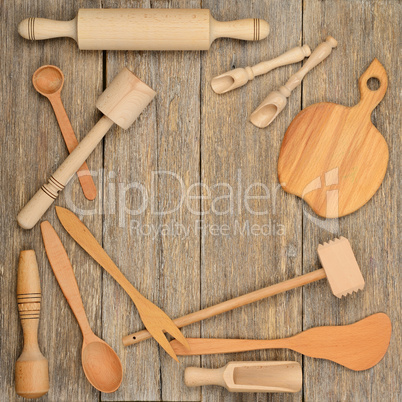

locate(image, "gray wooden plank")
(101, 1), (202, 400)
(200, 1), (303, 401)
(302, 0), (401, 400)
(0, 1), (103, 401)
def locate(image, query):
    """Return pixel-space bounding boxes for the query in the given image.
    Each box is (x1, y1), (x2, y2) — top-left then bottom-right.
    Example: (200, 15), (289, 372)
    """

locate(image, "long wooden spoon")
(33, 65), (97, 200)
(170, 313), (391, 371)
(40, 221), (122, 392)
(55, 206), (189, 361)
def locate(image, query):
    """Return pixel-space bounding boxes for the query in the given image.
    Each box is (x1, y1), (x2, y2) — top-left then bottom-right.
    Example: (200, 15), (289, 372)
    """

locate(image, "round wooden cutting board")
(278, 58), (389, 218)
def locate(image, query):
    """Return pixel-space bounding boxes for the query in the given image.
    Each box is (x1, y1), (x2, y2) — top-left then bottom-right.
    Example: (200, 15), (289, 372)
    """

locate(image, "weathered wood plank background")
(0, 0), (400, 401)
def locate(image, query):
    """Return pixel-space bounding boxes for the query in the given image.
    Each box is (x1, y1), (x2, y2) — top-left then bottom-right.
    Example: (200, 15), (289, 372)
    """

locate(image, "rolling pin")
(18, 9), (270, 51)
(15, 251), (49, 398)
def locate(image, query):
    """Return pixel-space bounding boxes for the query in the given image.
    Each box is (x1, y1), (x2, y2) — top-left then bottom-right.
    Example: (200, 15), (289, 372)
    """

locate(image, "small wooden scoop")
(250, 36), (337, 128)
(171, 313), (392, 371)
(211, 45), (311, 94)
(185, 361), (302, 393)
(278, 58), (389, 218)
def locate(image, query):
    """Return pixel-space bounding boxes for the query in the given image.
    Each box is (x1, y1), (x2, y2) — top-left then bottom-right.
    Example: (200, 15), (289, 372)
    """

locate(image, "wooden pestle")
(211, 45), (311, 94)
(18, 9), (269, 51)
(15, 250), (49, 399)
(250, 36), (337, 128)
(17, 68), (156, 229)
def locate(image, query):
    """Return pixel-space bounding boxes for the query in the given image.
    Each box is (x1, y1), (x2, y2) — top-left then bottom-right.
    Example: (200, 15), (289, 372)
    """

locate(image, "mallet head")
(318, 237), (365, 298)
(96, 67), (156, 129)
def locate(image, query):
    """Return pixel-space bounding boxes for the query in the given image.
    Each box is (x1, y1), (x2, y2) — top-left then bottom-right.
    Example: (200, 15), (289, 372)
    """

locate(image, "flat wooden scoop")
(278, 58), (388, 218)
(171, 313), (392, 371)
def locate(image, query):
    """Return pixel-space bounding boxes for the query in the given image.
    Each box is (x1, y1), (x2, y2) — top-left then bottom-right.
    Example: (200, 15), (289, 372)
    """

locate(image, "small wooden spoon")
(33, 65), (97, 200)
(171, 313), (391, 371)
(41, 221), (122, 393)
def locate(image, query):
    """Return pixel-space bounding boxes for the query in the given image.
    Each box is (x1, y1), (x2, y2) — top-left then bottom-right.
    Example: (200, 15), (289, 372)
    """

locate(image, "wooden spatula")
(55, 206), (189, 361)
(278, 58), (388, 218)
(170, 313), (391, 371)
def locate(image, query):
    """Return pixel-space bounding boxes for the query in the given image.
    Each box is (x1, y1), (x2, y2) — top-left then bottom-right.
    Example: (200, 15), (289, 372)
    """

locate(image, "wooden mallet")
(15, 251), (49, 398)
(123, 237), (365, 346)
(17, 68), (156, 229)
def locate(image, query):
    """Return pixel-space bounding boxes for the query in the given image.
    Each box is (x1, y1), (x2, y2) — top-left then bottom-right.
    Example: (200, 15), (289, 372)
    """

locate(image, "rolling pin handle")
(18, 17), (77, 41)
(210, 18), (269, 42)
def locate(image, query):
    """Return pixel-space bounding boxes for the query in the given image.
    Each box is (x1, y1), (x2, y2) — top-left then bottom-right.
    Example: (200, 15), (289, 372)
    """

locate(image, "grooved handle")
(18, 18), (77, 41)
(17, 116), (113, 229)
(17, 251), (42, 342)
(16, 250), (49, 398)
(211, 18), (269, 42)
(123, 269), (327, 346)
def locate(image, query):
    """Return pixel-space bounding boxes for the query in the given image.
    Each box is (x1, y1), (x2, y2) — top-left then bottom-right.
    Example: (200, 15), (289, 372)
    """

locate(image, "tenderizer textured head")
(317, 237), (365, 298)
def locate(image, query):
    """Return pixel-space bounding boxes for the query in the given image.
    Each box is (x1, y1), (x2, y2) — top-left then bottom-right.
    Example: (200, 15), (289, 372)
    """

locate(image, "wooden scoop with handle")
(185, 361), (302, 393)
(250, 36), (337, 128)
(277, 58), (389, 218)
(18, 9), (269, 51)
(55, 206), (189, 362)
(171, 313), (392, 371)
(211, 45), (311, 94)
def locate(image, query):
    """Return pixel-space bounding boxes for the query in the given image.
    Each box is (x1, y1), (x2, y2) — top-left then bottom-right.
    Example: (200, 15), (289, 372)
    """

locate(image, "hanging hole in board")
(367, 77), (380, 91)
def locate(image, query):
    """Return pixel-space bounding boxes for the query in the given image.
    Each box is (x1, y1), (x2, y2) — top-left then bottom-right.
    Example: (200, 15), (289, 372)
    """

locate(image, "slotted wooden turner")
(278, 58), (388, 218)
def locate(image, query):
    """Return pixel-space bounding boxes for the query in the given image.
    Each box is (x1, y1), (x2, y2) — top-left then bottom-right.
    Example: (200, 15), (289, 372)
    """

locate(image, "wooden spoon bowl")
(32, 65), (64, 96)
(82, 338), (123, 393)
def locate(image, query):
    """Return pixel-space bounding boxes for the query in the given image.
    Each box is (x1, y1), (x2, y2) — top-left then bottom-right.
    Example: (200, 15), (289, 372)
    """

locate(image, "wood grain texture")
(278, 58), (389, 218)
(171, 313), (392, 372)
(18, 9), (269, 50)
(301, 1), (401, 401)
(40, 221), (123, 393)
(0, 0), (400, 401)
(200, 1), (303, 401)
(0, 0), (103, 400)
(184, 361), (302, 393)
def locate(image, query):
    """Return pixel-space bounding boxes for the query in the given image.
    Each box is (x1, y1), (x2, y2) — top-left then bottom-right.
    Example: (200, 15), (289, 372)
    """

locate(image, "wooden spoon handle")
(49, 95), (97, 200)
(40, 221), (93, 337)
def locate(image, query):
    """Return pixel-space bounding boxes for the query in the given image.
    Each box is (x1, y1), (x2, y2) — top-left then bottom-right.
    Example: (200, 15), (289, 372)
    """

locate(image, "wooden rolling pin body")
(18, 9), (269, 50)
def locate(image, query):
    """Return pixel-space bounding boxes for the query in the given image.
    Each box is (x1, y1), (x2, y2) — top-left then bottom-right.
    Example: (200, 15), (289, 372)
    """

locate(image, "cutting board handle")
(358, 58), (388, 114)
